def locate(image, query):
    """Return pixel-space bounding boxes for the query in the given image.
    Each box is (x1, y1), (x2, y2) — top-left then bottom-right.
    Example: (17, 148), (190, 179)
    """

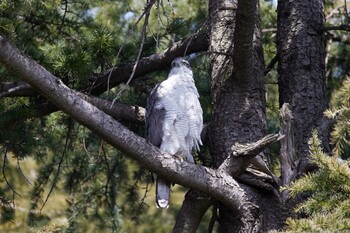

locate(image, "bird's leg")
(174, 151), (186, 162)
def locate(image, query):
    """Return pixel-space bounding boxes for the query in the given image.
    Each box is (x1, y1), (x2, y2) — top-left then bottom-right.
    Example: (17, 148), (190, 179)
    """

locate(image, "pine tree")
(279, 79), (350, 232)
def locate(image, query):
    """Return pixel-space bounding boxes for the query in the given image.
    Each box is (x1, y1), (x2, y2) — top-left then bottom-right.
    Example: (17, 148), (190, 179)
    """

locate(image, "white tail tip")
(156, 199), (169, 209)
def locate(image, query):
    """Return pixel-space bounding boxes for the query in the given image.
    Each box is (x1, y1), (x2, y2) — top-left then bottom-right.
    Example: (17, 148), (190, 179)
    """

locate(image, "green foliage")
(280, 130), (350, 232)
(325, 77), (350, 158)
(261, 1), (280, 170)
(324, 1), (350, 97)
(0, 189), (15, 224)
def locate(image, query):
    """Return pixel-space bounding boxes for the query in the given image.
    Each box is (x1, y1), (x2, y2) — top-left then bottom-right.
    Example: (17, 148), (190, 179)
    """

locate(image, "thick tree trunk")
(209, 0), (265, 168)
(208, 0), (286, 232)
(277, 0), (329, 175)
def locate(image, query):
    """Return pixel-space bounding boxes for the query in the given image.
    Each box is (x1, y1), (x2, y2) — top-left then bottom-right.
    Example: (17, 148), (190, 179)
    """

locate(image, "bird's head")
(170, 58), (191, 70)
(168, 57), (193, 79)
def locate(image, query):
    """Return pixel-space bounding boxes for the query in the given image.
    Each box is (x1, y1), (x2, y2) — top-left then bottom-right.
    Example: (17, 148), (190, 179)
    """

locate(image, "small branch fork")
(219, 133), (283, 176)
(173, 134), (283, 233)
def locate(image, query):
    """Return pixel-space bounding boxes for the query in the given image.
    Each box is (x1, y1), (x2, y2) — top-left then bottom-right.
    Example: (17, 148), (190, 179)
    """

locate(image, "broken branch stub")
(279, 103), (299, 203)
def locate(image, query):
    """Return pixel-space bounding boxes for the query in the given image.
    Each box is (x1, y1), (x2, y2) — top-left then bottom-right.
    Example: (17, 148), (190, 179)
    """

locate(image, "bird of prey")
(145, 57), (203, 208)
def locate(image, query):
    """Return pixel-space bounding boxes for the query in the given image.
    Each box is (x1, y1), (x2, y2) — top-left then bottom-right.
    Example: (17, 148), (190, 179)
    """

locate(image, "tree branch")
(0, 32), (208, 99)
(323, 24), (350, 32)
(219, 134), (282, 177)
(0, 95), (145, 129)
(87, 32), (209, 95)
(0, 34), (271, 227)
(172, 190), (214, 233)
(0, 81), (34, 98)
(77, 93), (145, 124)
(264, 55), (278, 76)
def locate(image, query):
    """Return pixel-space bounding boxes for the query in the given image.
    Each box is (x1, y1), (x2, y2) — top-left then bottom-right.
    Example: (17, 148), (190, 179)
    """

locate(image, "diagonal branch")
(0, 32), (208, 99)
(87, 32), (209, 95)
(0, 94), (145, 130)
(265, 54), (278, 76)
(0, 32), (271, 229)
(110, 0), (152, 101)
(219, 133), (283, 180)
(77, 93), (146, 124)
(0, 81), (33, 98)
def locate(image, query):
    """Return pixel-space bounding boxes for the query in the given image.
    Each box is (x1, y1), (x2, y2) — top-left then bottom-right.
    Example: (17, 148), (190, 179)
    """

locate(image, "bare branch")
(0, 94), (145, 130)
(262, 28), (277, 33)
(0, 81), (33, 98)
(40, 120), (72, 211)
(88, 32), (208, 96)
(110, 2), (151, 104)
(0, 33), (257, 220)
(16, 158), (33, 185)
(219, 133), (282, 176)
(323, 24), (350, 32)
(106, 0), (156, 93)
(76, 93), (145, 124)
(207, 203), (218, 233)
(237, 172), (279, 198)
(345, 0), (350, 20)
(265, 55), (278, 76)
(2, 147), (22, 198)
(58, 0), (68, 33)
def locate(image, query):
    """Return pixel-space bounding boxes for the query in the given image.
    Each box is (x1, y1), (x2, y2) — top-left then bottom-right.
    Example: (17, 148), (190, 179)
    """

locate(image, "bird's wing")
(145, 83), (165, 147)
(146, 83), (172, 209)
(185, 85), (203, 152)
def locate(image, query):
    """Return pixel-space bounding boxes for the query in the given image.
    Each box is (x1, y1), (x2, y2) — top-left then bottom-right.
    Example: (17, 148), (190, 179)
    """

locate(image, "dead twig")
(40, 119), (72, 211)
(2, 147), (22, 198)
(110, 1), (152, 106)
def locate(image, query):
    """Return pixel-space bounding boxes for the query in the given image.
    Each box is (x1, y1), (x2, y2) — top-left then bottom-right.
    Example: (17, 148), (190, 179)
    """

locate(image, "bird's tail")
(156, 177), (170, 208)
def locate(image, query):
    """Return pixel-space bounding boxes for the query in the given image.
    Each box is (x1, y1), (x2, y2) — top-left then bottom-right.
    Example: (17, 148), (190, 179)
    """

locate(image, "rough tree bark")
(208, 0), (286, 232)
(173, 1), (270, 232)
(277, 0), (330, 175)
(279, 103), (298, 203)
